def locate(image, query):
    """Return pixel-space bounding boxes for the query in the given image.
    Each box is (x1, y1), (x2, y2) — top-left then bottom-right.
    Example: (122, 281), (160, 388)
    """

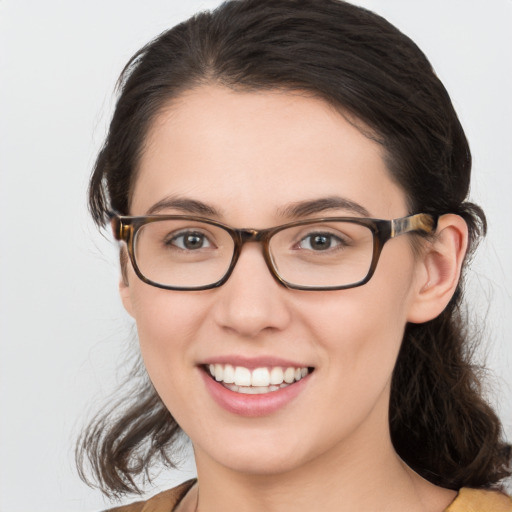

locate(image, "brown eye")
(168, 231), (212, 250)
(297, 232), (345, 251)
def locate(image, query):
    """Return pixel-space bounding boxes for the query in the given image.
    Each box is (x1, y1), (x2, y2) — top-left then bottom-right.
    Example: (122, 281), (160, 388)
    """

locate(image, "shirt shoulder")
(445, 488), (512, 512)
(102, 479), (196, 512)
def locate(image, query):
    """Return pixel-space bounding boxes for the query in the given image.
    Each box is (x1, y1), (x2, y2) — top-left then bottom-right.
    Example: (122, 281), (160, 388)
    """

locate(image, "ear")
(119, 276), (135, 318)
(407, 214), (468, 323)
(118, 248), (135, 318)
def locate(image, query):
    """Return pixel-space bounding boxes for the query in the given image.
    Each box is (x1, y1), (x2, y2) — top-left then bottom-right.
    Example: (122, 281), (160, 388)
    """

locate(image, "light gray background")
(1, 1), (511, 511)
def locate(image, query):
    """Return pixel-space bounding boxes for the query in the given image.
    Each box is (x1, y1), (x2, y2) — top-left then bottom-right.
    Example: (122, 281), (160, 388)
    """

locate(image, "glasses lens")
(269, 221), (374, 288)
(134, 219), (235, 288)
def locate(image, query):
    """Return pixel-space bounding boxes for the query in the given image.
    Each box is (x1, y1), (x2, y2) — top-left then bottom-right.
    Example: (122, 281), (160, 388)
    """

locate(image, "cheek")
(302, 249), (418, 386)
(304, 289), (406, 375)
(128, 284), (209, 388)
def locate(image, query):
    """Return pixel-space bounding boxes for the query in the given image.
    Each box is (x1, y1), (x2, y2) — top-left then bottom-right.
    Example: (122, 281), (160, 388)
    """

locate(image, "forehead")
(132, 85), (407, 222)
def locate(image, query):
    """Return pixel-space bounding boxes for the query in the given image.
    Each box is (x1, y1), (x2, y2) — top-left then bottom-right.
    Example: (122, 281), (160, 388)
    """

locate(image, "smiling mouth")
(205, 364), (314, 395)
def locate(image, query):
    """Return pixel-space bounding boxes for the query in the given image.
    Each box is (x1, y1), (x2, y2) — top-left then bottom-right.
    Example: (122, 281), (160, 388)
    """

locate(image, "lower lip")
(200, 368), (311, 417)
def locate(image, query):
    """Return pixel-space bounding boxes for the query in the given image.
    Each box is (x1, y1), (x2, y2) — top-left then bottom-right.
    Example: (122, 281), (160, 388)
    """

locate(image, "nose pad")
(212, 244), (292, 338)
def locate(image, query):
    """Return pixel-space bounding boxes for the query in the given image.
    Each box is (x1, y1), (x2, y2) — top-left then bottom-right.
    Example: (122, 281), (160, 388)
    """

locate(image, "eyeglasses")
(110, 212), (436, 291)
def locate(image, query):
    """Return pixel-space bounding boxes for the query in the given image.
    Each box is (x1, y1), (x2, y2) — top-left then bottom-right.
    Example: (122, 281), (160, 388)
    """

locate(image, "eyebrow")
(276, 196), (370, 219)
(145, 195), (370, 220)
(146, 196), (221, 216)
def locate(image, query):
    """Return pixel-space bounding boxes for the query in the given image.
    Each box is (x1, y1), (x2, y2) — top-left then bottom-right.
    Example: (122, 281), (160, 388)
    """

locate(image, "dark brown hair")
(79, 0), (511, 497)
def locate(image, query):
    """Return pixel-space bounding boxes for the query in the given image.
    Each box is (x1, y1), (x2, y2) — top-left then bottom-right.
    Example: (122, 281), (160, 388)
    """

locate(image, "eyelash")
(295, 232), (348, 252)
(165, 230), (215, 250)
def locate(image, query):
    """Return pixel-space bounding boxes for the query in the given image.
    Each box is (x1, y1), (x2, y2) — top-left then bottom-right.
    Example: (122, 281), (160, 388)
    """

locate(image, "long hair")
(79, 0), (511, 496)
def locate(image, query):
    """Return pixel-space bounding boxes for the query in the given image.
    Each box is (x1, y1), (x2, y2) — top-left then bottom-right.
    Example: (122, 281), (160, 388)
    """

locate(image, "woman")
(78, 0), (512, 510)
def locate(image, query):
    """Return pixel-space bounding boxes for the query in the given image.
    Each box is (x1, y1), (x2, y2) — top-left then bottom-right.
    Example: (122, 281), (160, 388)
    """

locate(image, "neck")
(190, 403), (456, 512)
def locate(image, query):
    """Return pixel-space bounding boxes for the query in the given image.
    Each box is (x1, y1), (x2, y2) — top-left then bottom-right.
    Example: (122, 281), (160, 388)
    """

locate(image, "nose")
(212, 243), (292, 338)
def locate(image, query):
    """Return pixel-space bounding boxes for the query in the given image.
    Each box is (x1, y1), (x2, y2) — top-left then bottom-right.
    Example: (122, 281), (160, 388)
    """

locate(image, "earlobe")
(119, 276), (135, 318)
(118, 248), (135, 318)
(407, 214), (468, 324)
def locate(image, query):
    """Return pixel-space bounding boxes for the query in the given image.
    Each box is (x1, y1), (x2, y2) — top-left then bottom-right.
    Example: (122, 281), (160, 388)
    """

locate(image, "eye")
(297, 232), (345, 251)
(168, 231), (213, 250)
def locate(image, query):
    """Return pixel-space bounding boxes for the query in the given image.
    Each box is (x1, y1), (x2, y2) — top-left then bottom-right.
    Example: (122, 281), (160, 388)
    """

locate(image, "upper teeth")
(208, 364), (309, 387)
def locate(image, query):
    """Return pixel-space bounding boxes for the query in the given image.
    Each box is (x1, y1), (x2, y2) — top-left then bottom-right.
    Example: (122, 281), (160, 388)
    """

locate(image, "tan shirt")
(105, 480), (512, 512)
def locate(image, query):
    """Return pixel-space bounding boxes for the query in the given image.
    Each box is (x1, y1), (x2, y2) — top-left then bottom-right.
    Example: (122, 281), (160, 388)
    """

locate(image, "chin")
(217, 450), (309, 477)
(194, 426), (329, 478)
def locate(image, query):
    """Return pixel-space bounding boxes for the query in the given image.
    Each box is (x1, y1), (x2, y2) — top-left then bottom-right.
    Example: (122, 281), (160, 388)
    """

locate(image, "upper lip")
(200, 355), (312, 369)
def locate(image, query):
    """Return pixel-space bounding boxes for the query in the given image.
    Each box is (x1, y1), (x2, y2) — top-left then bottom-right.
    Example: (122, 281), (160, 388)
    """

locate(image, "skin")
(120, 85), (468, 512)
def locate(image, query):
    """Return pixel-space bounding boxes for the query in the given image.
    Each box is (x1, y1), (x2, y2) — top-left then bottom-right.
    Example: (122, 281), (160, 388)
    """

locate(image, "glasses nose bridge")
(236, 227), (272, 244)
(230, 227), (277, 278)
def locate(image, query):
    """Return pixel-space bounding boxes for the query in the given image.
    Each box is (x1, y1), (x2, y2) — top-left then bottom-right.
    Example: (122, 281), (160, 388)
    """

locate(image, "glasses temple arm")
(391, 213), (437, 238)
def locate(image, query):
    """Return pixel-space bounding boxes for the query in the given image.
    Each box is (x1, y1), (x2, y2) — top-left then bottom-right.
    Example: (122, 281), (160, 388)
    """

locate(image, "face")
(121, 85), (427, 478)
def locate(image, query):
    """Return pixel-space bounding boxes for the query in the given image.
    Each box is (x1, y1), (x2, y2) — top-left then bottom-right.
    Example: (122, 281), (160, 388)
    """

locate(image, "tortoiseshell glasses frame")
(109, 211), (437, 291)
